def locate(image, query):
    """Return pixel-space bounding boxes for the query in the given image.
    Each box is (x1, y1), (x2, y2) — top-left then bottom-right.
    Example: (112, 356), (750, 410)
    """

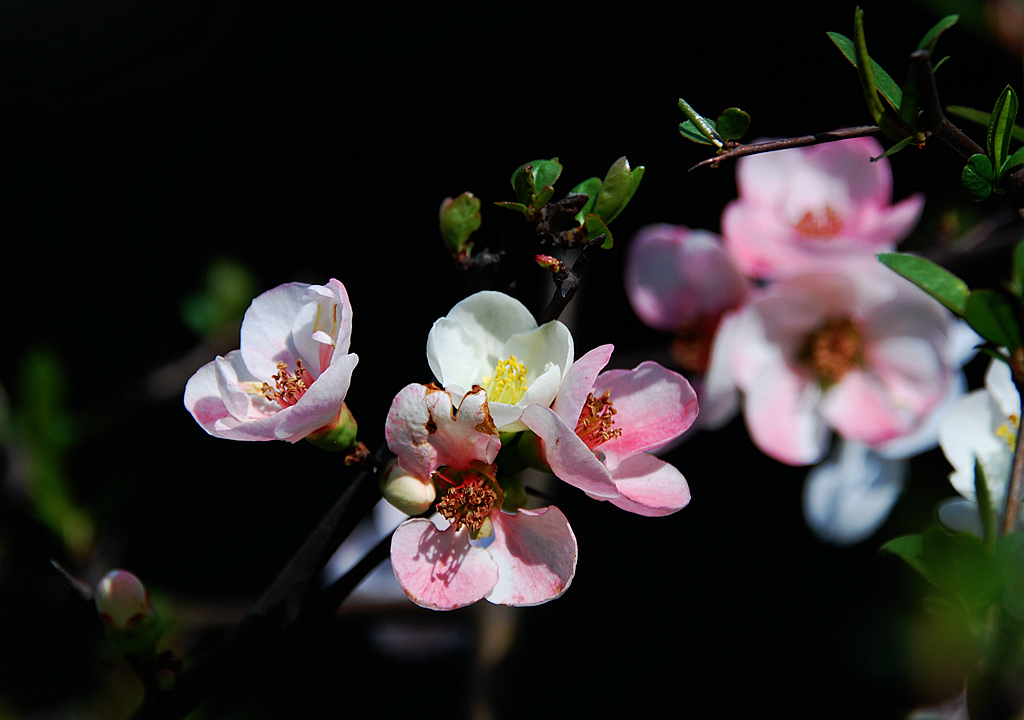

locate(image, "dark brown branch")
(688, 126), (883, 171)
(538, 235), (604, 324)
(131, 444), (392, 720)
(910, 50), (984, 160)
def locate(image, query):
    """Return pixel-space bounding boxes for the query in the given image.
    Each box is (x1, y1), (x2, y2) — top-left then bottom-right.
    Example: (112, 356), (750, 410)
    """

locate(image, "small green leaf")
(511, 163), (537, 206)
(988, 86), (1018, 173)
(679, 120), (717, 145)
(716, 108), (750, 141)
(827, 29), (903, 110)
(594, 156), (631, 221)
(962, 153), (995, 202)
(569, 177), (602, 222)
(532, 158), (562, 192)
(678, 98), (723, 147)
(493, 200), (530, 216)
(877, 252), (969, 315)
(583, 213), (614, 249)
(996, 533), (1024, 622)
(439, 192), (481, 257)
(875, 135), (917, 160)
(917, 14), (959, 54)
(1004, 146), (1024, 174)
(881, 534), (929, 578)
(964, 288), (1022, 350)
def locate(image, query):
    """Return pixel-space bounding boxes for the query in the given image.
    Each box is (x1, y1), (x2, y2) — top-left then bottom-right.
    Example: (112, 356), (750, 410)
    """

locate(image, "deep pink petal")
(593, 362), (699, 470)
(390, 519), (499, 611)
(485, 508), (577, 606)
(551, 344), (614, 425)
(272, 352), (359, 442)
(607, 454), (691, 516)
(520, 405), (619, 499)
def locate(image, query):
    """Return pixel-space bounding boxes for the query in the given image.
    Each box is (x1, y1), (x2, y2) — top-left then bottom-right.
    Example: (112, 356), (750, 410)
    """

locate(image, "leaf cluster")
(677, 98), (750, 149)
(959, 86), (1024, 201)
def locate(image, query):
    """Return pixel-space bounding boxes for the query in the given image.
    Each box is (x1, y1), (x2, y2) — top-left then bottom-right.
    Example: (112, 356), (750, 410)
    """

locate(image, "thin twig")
(538, 235), (604, 324)
(910, 50), (984, 160)
(688, 126), (883, 171)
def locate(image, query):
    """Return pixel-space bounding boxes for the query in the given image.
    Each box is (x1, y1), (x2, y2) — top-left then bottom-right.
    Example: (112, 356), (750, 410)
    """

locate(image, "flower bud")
(381, 462), (436, 516)
(306, 402), (359, 453)
(95, 569), (163, 657)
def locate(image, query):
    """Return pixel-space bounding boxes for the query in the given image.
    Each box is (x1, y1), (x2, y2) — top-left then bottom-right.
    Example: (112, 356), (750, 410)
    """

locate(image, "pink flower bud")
(94, 569), (155, 631)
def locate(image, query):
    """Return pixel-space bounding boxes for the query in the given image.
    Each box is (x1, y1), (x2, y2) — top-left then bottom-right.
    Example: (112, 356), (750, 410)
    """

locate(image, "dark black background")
(1, 1), (1018, 718)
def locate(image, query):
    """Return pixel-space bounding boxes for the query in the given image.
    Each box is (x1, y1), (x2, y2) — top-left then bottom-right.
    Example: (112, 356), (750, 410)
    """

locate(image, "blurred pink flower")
(721, 137), (924, 279)
(522, 345), (698, 516)
(184, 279), (358, 442)
(384, 383), (576, 610)
(625, 224), (750, 375)
(724, 261), (965, 466)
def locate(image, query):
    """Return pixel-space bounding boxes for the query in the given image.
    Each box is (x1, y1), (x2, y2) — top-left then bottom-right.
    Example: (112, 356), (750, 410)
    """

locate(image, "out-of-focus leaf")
(439, 192), (481, 256)
(917, 14), (959, 54)
(1012, 239), (1024, 297)
(716, 108), (750, 141)
(996, 533), (1024, 622)
(877, 252), (969, 315)
(948, 105), (1024, 143)
(974, 459), (997, 548)
(962, 153), (995, 201)
(965, 288), (1022, 350)
(922, 528), (1001, 612)
(882, 534), (929, 578)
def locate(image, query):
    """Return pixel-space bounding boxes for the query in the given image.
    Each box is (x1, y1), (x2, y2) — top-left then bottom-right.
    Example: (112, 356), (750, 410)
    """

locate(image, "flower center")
(793, 206), (844, 238)
(575, 390), (622, 451)
(996, 414), (1020, 450)
(797, 318), (863, 387)
(482, 355), (529, 405)
(434, 469), (500, 535)
(260, 359), (314, 409)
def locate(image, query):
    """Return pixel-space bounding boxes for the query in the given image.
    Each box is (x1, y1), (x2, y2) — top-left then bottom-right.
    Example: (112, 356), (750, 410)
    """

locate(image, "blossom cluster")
(625, 137), (977, 544)
(183, 280), (699, 610)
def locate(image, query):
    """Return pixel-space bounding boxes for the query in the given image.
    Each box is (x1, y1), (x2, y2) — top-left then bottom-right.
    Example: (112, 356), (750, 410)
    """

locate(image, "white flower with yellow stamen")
(938, 358), (1020, 533)
(426, 291), (574, 432)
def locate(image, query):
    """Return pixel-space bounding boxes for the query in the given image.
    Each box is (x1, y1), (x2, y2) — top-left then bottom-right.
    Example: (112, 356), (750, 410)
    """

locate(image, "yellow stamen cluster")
(435, 473), (498, 534)
(996, 413), (1020, 450)
(797, 318), (863, 387)
(575, 390), (622, 451)
(794, 206), (844, 238)
(261, 359), (314, 408)
(482, 355), (529, 405)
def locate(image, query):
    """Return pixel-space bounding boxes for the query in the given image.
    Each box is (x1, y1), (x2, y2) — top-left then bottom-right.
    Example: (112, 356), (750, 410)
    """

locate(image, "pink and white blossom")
(721, 137), (924, 279)
(184, 279), (358, 442)
(521, 345), (698, 516)
(426, 291), (574, 432)
(384, 383), (577, 610)
(724, 261), (966, 466)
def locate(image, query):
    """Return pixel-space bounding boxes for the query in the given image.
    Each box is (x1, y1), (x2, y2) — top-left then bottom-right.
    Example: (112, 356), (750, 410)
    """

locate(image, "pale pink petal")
(485, 508), (577, 607)
(625, 225), (749, 331)
(551, 344), (614, 425)
(520, 405), (619, 499)
(819, 369), (913, 446)
(695, 310), (742, 430)
(851, 193), (925, 247)
(864, 335), (947, 419)
(272, 352), (359, 442)
(593, 362), (699, 470)
(239, 282), (310, 379)
(385, 384), (440, 479)
(606, 453), (691, 516)
(743, 361), (829, 466)
(184, 353), (284, 441)
(390, 519), (499, 611)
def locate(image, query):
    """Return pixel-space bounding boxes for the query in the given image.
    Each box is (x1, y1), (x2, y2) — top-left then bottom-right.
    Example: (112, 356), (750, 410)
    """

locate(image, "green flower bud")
(306, 402), (359, 453)
(381, 461), (436, 516)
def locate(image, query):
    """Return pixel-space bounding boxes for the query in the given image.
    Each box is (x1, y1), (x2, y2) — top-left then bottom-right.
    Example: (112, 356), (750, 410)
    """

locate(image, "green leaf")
(569, 177), (602, 222)
(996, 532), (1024, 622)
(965, 288), (1022, 350)
(1006, 146), (1024, 172)
(532, 158), (562, 191)
(877, 252), (969, 315)
(962, 153), (995, 202)
(917, 14), (959, 54)
(974, 459), (997, 549)
(678, 98), (723, 147)
(875, 135), (917, 160)
(493, 200), (530, 216)
(594, 156), (632, 221)
(827, 29), (903, 111)
(922, 528), (1002, 611)
(716, 108), (750, 141)
(439, 192), (481, 256)
(948, 105), (1024, 143)
(583, 213), (614, 249)
(1012, 239), (1024, 297)
(679, 120), (717, 145)
(511, 163), (537, 206)
(988, 86), (1018, 173)
(881, 534), (929, 578)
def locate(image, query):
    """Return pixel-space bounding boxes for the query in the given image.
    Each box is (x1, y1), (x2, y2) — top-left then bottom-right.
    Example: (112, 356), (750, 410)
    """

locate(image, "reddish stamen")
(794, 206), (844, 238)
(261, 359), (314, 409)
(435, 472), (498, 534)
(575, 390), (622, 451)
(797, 318), (863, 386)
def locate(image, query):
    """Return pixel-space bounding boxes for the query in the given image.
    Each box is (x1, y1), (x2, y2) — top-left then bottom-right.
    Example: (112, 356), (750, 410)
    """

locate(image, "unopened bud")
(306, 402), (360, 453)
(381, 462), (436, 516)
(95, 569), (163, 657)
